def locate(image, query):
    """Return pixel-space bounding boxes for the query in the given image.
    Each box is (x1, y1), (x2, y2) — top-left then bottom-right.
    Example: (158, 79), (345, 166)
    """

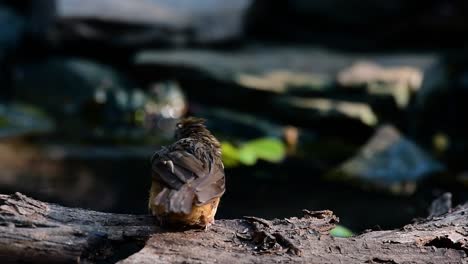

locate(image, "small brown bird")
(148, 117), (225, 229)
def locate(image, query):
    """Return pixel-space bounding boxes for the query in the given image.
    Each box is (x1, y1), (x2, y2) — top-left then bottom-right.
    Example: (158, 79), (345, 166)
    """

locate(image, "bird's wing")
(193, 163), (225, 204)
(151, 150), (225, 214)
(152, 149), (205, 190)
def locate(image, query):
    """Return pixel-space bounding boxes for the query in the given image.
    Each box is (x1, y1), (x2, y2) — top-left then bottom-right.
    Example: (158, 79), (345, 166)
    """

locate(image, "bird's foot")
(203, 220), (215, 231)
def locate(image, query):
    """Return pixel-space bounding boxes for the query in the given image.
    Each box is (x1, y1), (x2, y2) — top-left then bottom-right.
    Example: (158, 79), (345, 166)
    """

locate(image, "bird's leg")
(204, 221), (214, 231)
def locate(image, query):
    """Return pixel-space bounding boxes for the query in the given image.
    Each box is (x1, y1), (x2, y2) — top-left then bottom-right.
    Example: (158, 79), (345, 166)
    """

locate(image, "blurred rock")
(55, 0), (252, 47)
(13, 57), (139, 129)
(135, 47), (434, 138)
(0, 103), (54, 138)
(275, 96), (378, 127)
(136, 48), (354, 138)
(193, 106), (286, 140)
(331, 125), (444, 194)
(135, 47), (434, 97)
(136, 47), (340, 95)
(143, 81), (187, 138)
(337, 61), (424, 108)
(428, 192), (452, 218)
(134, 47), (341, 130)
(13, 57), (185, 144)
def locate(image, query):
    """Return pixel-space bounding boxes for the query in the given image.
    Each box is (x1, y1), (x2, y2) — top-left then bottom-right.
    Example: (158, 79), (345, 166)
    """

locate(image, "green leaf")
(221, 142), (241, 168)
(330, 225), (353, 238)
(241, 138), (285, 163)
(238, 147), (257, 165)
(221, 141), (238, 156)
(221, 138), (286, 168)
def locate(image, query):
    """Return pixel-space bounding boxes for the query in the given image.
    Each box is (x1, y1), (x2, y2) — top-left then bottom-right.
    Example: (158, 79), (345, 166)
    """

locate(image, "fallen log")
(0, 192), (466, 263)
(0, 192), (159, 263)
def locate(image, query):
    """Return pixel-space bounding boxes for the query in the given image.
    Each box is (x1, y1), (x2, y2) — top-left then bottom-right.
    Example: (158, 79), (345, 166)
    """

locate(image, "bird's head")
(174, 117), (208, 140)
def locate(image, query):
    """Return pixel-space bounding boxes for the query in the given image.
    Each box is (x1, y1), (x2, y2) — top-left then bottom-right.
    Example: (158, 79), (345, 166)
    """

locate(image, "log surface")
(0, 193), (467, 263)
(0, 192), (159, 263)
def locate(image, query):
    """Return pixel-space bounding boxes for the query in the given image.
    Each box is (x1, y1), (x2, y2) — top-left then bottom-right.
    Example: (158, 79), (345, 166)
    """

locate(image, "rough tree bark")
(0, 192), (467, 263)
(0, 192), (159, 263)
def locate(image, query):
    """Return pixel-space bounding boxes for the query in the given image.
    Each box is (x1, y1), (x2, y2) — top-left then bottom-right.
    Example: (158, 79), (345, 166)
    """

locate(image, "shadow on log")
(0, 192), (467, 263)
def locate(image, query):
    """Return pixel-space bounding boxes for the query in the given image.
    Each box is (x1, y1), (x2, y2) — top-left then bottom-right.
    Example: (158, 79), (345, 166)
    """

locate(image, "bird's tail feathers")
(154, 185), (195, 214)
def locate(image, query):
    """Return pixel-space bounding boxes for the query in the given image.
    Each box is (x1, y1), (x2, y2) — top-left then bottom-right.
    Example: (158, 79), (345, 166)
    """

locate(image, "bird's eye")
(176, 123), (183, 129)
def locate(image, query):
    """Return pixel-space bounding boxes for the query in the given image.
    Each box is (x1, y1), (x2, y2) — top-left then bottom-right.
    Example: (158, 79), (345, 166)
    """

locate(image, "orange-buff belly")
(148, 181), (220, 228)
